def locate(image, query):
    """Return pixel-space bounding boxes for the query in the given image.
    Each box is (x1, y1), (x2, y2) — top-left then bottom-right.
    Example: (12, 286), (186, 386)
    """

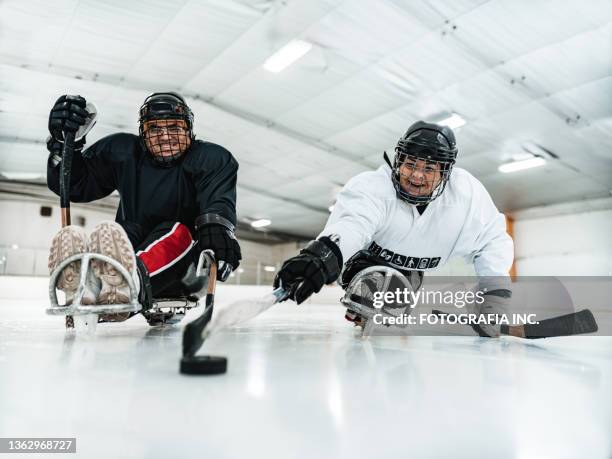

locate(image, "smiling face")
(143, 119), (191, 159)
(398, 155), (443, 198)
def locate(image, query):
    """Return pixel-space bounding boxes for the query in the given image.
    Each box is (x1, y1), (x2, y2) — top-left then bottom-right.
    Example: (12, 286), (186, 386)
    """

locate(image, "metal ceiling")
(1, 0), (611, 238)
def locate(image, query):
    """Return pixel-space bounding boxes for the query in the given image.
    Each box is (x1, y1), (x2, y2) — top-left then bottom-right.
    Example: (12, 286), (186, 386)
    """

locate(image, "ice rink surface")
(1, 280), (612, 459)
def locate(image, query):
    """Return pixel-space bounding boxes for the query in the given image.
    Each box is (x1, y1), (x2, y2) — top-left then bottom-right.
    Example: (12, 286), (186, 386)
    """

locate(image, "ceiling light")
(263, 265), (276, 272)
(251, 219), (271, 228)
(11, 244), (19, 250)
(263, 40), (313, 73)
(511, 152), (535, 162)
(328, 205), (334, 212)
(498, 157), (546, 173)
(437, 113), (466, 130)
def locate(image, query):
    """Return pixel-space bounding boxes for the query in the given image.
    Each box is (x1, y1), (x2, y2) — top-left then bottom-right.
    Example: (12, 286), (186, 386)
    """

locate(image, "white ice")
(1, 277), (612, 459)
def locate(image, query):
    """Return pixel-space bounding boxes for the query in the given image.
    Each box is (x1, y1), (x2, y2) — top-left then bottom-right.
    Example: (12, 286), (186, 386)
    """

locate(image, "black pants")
(120, 221), (204, 298)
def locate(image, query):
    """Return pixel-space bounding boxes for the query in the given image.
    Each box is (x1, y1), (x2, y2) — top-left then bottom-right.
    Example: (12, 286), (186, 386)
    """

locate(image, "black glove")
(470, 289), (512, 338)
(341, 250), (383, 290)
(48, 95), (89, 141)
(46, 135), (86, 167)
(195, 214), (241, 282)
(273, 236), (342, 305)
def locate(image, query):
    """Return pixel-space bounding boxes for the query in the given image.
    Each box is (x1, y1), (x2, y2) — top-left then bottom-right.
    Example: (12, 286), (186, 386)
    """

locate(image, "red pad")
(136, 223), (195, 276)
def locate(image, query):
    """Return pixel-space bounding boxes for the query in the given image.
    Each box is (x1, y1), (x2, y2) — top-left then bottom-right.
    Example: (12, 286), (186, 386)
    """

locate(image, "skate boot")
(48, 225), (100, 305)
(88, 221), (140, 322)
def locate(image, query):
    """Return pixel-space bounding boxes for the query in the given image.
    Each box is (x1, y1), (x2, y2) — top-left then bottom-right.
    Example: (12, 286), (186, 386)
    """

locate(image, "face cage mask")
(391, 152), (454, 205)
(139, 118), (193, 167)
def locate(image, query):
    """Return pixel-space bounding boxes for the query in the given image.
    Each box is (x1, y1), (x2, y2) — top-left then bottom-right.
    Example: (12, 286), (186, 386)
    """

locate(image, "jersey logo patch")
(368, 242), (441, 270)
(379, 249), (395, 263)
(370, 242), (383, 256)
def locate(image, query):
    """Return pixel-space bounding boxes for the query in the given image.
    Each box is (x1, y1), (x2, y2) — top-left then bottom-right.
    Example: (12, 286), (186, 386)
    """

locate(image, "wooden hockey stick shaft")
(208, 263), (217, 296)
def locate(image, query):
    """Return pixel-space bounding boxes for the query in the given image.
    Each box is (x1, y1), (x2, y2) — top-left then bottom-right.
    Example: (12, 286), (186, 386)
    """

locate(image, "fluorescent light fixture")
(498, 157), (546, 173)
(437, 113), (466, 130)
(511, 152), (535, 162)
(263, 40), (312, 73)
(251, 219), (271, 228)
(263, 265), (276, 272)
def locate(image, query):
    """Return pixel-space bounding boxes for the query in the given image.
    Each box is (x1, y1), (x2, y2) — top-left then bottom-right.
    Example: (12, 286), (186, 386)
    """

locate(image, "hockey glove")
(273, 236), (342, 305)
(195, 214), (241, 282)
(48, 95), (90, 141)
(46, 135), (86, 167)
(471, 289), (512, 337)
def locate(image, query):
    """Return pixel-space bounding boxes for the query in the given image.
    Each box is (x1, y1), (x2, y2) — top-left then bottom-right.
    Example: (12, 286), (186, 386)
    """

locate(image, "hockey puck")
(180, 355), (227, 375)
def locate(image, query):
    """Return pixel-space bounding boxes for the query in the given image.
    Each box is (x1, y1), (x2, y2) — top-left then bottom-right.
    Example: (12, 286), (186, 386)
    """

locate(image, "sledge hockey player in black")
(46, 93), (241, 321)
(274, 121), (514, 337)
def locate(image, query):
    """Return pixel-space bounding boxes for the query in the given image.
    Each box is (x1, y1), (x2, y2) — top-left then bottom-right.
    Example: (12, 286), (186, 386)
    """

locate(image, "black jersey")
(47, 133), (238, 233)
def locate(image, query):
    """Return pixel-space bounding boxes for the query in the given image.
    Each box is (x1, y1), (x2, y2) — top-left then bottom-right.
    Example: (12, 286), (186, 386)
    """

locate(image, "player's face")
(398, 156), (443, 198)
(144, 119), (191, 158)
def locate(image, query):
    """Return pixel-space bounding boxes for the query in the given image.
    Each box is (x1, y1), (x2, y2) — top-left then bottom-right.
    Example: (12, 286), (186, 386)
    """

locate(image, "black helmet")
(390, 121), (458, 205)
(138, 92), (194, 167)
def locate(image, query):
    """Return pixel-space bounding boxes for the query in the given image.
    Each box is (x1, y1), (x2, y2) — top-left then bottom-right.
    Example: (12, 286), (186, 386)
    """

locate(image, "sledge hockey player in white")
(274, 121), (514, 337)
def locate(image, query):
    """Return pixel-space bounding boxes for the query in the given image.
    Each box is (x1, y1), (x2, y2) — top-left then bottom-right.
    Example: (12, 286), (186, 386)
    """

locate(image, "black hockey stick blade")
(181, 252), (217, 358)
(182, 294), (214, 358)
(521, 309), (598, 339)
(433, 309), (599, 339)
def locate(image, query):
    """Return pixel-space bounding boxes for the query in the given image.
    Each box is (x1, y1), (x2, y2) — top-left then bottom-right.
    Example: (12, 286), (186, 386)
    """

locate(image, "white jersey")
(319, 165), (513, 277)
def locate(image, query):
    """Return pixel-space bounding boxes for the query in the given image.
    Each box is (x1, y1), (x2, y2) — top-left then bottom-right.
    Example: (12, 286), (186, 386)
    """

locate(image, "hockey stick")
(431, 309), (598, 338)
(184, 233), (336, 354)
(182, 283), (289, 358)
(58, 101), (98, 228)
(59, 130), (75, 328)
(55, 100), (98, 329)
(500, 309), (598, 339)
(182, 255), (218, 358)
